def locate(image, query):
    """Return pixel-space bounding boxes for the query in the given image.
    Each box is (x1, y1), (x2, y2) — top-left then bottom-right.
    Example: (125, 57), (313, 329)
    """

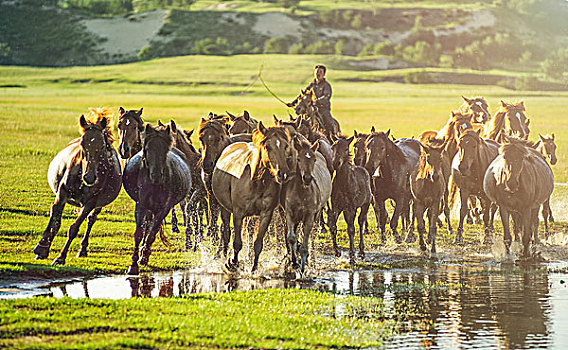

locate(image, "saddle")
(216, 142), (260, 179)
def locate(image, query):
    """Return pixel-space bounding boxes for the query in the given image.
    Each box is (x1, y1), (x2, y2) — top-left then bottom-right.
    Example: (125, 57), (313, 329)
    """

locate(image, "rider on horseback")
(287, 65), (335, 137)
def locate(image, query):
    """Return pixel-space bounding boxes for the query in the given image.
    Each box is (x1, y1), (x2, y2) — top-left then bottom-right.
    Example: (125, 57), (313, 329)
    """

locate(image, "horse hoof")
(76, 249), (87, 258)
(51, 258), (65, 266)
(334, 249), (341, 258)
(420, 244), (427, 252)
(224, 260), (239, 273)
(127, 265), (139, 275)
(33, 244), (49, 259)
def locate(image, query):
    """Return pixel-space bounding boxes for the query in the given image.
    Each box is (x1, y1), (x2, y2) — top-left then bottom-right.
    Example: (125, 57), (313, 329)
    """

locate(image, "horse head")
(352, 129), (371, 167)
(79, 114), (111, 187)
(500, 101), (530, 140)
(538, 134), (557, 165)
(364, 130), (391, 174)
(293, 135), (319, 186)
(228, 110), (256, 135)
(142, 123), (173, 184)
(457, 129), (482, 177)
(418, 140), (444, 183)
(462, 96), (490, 123)
(331, 135), (354, 171)
(499, 136), (532, 193)
(117, 107), (144, 159)
(198, 118), (230, 174)
(253, 122), (294, 184)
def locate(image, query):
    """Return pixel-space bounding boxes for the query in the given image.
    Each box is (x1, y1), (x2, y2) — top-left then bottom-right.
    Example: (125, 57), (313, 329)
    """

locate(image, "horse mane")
(417, 139), (444, 179)
(501, 135), (545, 161)
(199, 119), (228, 137)
(483, 107), (507, 140)
(81, 111), (114, 144)
(144, 124), (174, 151)
(382, 133), (405, 164)
(252, 126), (289, 148)
(437, 113), (457, 140)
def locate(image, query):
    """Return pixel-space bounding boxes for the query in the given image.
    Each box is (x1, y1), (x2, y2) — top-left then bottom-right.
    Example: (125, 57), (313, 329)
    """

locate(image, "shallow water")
(2, 259), (568, 349)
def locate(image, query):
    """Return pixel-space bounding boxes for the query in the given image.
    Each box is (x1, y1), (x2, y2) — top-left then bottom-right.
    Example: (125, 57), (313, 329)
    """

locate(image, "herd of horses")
(32, 91), (557, 275)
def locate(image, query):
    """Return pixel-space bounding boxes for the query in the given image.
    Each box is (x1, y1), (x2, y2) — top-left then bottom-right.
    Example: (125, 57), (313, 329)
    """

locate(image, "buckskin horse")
(34, 114), (122, 265)
(123, 123), (192, 275)
(281, 135), (332, 273)
(212, 122), (295, 273)
(484, 137), (554, 258)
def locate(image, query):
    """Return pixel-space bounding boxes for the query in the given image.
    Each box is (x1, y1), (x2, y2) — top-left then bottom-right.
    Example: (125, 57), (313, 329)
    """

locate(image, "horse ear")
(119, 107), (125, 115)
(462, 96), (471, 104)
(186, 128), (194, 139)
(501, 100), (507, 107)
(201, 117), (207, 123)
(137, 108), (143, 116)
(354, 130), (359, 138)
(79, 115), (88, 129)
(371, 126), (375, 133)
(226, 111), (236, 121)
(386, 129), (391, 138)
(145, 123), (153, 135)
(451, 111), (456, 117)
(475, 129), (481, 136)
(552, 133), (555, 141)
(158, 120), (164, 127)
(311, 141), (319, 153)
(273, 115), (280, 125)
(526, 118), (530, 126)
(258, 121), (267, 135)
(243, 110), (250, 121)
(165, 125), (171, 135)
(99, 116), (108, 129)
(292, 134), (302, 150)
(347, 135), (354, 144)
(170, 120), (177, 133)
(289, 113), (296, 121)
(539, 134), (545, 142)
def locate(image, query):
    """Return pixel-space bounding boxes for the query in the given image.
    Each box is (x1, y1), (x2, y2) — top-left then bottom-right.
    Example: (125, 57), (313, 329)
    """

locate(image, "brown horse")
(483, 101), (530, 142)
(212, 122), (294, 272)
(34, 114), (122, 265)
(484, 137), (554, 257)
(329, 136), (371, 263)
(451, 129), (500, 244)
(459, 96), (490, 124)
(364, 130), (421, 243)
(409, 141), (447, 254)
(227, 110), (257, 135)
(123, 123), (192, 275)
(293, 88), (341, 141)
(281, 136), (332, 272)
(117, 107), (144, 160)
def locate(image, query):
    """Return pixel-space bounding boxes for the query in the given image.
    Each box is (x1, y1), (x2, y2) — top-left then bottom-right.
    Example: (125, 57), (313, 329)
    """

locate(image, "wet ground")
(2, 249), (568, 350)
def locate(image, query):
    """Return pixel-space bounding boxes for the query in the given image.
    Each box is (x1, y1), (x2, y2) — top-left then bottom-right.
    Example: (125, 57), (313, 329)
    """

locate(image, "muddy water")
(2, 259), (568, 349)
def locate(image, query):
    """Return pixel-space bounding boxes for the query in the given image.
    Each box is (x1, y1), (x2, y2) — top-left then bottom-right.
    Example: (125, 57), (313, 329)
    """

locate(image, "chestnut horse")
(212, 122), (295, 273)
(123, 123), (192, 274)
(34, 114), (122, 265)
(484, 137), (554, 257)
(483, 101), (530, 142)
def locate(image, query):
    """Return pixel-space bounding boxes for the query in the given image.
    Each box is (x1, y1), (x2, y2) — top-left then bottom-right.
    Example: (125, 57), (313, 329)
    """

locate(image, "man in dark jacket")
(288, 65), (335, 137)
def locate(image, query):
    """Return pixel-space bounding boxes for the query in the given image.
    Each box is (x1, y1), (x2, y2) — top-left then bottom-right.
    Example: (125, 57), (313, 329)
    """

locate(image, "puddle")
(2, 259), (568, 349)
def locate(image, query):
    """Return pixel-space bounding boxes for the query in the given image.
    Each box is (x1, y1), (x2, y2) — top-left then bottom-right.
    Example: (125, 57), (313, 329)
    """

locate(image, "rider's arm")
(316, 82), (332, 104)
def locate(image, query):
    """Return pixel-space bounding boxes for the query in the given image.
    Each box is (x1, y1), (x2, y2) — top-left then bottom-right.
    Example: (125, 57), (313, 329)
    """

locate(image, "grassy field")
(0, 53), (567, 347)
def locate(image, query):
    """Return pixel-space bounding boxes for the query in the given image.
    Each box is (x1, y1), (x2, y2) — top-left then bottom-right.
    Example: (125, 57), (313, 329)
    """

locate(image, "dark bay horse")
(459, 96), (490, 124)
(531, 134), (557, 238)
(451, 129), (500, 244)
(329, 136), (371, 263)
(281, 136), (332, 272)
(409, 141), (446, 254)
(212, 122), (295, 272)
(227, 110), (257, 135)
(364, 130), (421, 243)
(198, 118), (252, 255)
(483, 101), (530, 142)
(123, 123), (192, 275)
(484, 137), (554, 257)
(34, 114), (122, 265)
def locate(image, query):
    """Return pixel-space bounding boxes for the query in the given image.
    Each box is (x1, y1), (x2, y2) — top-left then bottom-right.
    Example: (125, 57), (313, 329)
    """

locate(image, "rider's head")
(314, 65), (326, 82)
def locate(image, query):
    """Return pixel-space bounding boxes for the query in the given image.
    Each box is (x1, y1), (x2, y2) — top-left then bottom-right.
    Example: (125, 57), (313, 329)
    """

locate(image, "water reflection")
(2, 262), (567, 349)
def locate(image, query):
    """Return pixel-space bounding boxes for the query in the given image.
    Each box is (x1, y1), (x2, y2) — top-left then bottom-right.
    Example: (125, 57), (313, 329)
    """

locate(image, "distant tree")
(335, 40), (346, 56)
(278, 0), (299, 9)
(304, 41), (333, 54)
(288, 43), (304, 54)
(374, 41), (395, 56)
(357, 43), (374, 57)
(264, 37), (289, 54)
(138, 46), (152, 60)
(351, 14), (362, 29)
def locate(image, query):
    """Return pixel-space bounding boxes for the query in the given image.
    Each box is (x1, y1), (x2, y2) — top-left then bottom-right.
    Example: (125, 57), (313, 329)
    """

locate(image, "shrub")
(373, 41), (395, 56)
(304, 41), (333, 54)
(264, 37), (289, 54)
(288, 43), (304, 54)
(403, 71), (432, 84)
(138, 46), (152, 60)
(334, 40), (346, 56)
(357, 43), (374, 57)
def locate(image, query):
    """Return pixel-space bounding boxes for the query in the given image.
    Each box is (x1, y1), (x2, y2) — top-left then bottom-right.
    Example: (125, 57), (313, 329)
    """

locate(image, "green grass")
(0, 289), (390, 349)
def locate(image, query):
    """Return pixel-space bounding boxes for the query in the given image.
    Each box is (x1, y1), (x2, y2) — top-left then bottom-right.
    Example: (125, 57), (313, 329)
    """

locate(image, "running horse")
(484, 137), (554, 258)
(34, 114), (122, 265)
(123, 123), (192, 275)
(459, 96), (491, 124)
(293, 88), (341, 141)
(227, 110), (258, 135)
(212, 122), (295, 273)
(483, 101), (530, 142)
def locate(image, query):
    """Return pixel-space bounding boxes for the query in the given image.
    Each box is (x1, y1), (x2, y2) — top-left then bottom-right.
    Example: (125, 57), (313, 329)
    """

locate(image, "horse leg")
(357, 203), (370, 259)
(77, 207), (102, 258)
(512, 212), (521, 242)
(541, 199), (551, 239)
(521, 210), (533, 259)
(170, 207), (180, 234)
(225, 212), (244, 272)
(481, 199), (493, 245)
(52, 202), (96, 266)
(390, 198), (403, 244)
(285, 211), (299, 270)
(405, 202), (417, 244)
(547, 199), (555, 223)
(300, 213), (316, 274)
(184, 193), (197, 251)
(454, 189), (468, 244)
(139, 208), (170, 266)
(127, 205), (147, 275)
(443, 190), (453, 235)
(415, 202), (427, 252)
(343, 210), (357, 265)
(327, 208), (341, 257)
(215, 209), (232, 259)
(428, 203), (439, 255)
(532, 207), (540, 246)
(34, 188), (68, 260)
(500, 206), (512, 255)
(252, 211), (275, 273)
